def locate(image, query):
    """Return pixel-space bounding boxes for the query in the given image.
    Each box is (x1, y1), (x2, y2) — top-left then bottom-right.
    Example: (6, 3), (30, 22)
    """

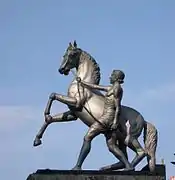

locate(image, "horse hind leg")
(124, 114), (146, 168)
(33, 111), (77, 147)
(100, 137), (146, 171)
(127, 137), (147, 167)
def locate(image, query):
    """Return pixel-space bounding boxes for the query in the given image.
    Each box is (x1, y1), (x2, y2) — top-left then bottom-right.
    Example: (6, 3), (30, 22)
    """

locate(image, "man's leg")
(72, 122), (102, 170)
(105, 131), (134, 171)
(100, 139), (127, 171)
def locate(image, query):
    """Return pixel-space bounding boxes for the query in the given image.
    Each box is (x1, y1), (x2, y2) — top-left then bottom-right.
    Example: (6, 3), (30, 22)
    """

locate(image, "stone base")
(26, 165), (166, 180)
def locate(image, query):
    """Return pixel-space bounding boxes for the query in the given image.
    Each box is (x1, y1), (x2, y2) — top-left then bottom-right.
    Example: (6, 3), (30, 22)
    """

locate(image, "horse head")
(59, 41), (81, 75)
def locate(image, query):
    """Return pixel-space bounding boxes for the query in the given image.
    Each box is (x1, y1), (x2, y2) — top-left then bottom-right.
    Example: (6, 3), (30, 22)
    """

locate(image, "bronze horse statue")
(33, 41), (158, 172)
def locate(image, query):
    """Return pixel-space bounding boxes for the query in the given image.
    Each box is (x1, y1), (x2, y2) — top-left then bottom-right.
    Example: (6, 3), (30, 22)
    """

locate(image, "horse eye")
(69, 52), (76, 58)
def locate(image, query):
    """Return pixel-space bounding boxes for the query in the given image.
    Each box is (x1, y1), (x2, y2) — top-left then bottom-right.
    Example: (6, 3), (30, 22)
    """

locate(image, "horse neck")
(76, 54), (100, 85)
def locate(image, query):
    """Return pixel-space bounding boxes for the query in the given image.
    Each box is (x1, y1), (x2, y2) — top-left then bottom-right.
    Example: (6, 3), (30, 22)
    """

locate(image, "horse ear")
(73, 40), (77, 48)
(69, 42), (72, 47)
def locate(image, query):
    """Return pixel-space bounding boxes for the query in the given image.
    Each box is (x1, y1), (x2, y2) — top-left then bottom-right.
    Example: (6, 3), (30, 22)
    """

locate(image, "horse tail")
(143, 121), (158, 172)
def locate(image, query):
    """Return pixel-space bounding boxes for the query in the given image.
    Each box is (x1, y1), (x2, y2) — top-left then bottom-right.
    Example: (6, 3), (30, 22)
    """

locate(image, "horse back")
(120, 105), (145, 137)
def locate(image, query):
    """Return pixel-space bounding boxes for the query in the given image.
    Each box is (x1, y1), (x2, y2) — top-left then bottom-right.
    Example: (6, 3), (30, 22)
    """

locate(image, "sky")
(0, 0), (175, 179)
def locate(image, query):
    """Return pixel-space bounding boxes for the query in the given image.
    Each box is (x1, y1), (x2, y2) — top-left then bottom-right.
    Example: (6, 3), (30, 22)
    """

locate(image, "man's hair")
(112, 70), (125, 84)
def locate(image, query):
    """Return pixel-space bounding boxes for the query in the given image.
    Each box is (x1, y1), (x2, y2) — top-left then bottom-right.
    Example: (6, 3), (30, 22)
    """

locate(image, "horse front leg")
(33, 92), (80, 147)
(44, 92), (81, 116)
(33, 111), (77, 146)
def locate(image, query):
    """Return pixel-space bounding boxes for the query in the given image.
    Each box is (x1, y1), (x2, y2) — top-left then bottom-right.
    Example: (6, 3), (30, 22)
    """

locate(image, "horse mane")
(78, 49), (101, 85)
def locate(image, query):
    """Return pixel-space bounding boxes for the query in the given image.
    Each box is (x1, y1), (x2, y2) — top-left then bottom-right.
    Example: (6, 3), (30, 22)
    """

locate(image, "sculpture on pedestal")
(33, 41), (158, 172)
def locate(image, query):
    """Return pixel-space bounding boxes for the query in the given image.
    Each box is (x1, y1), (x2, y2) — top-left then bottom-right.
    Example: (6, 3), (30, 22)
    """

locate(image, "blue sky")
(0, 0), (175, 179)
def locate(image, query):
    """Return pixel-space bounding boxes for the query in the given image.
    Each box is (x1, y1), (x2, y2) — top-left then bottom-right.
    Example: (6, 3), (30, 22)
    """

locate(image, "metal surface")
(33, 41), (158, 172)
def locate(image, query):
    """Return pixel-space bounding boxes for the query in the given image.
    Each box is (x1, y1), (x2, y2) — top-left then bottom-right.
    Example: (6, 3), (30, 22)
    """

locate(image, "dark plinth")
(27, 165), (166, 180)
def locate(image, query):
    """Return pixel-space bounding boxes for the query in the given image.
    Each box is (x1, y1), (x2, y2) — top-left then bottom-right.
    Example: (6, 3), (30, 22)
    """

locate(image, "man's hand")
(76, 77), (81, 83)
(111, 123), (118, 130)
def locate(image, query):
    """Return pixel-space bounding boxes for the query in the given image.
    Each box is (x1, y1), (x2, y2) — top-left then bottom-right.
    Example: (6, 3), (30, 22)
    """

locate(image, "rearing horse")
(33, 41), (158, 172)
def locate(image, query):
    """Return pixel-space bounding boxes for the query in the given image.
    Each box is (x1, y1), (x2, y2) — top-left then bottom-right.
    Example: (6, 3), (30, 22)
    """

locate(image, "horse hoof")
(33, 138), (42, 147)
(71, 166), (82, 171)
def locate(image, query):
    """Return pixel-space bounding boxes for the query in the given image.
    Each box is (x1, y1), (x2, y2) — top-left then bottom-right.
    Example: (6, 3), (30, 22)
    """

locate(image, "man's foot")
(99, 162), (125, 171)
(99, 165), (112, 171)
(33, 137), (42, 147)
(122, 167), (135, 171)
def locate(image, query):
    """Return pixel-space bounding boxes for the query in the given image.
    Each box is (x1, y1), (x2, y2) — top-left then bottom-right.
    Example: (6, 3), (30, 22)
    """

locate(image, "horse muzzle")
(58, 68), (70, 75)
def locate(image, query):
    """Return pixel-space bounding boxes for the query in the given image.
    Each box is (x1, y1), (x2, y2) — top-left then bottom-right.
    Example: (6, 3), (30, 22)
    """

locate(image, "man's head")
(110, 70), (125, 84)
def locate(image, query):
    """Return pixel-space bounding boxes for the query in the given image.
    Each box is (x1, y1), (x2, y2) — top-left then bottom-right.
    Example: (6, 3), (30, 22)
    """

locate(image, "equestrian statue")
(33, 41), (158, 172)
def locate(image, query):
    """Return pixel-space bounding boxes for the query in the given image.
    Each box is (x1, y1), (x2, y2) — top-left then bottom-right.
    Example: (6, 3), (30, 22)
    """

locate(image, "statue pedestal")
(26, 165), (166, 180)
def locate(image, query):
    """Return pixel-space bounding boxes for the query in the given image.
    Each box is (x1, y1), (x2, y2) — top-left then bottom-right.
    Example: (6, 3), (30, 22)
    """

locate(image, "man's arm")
(113, 99), (121, 125)
(77, 78), (110, 92)
(113, 84), (123, 126)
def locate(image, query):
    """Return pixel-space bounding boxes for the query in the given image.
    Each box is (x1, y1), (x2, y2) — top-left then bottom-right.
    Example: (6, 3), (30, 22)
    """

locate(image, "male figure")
(72, 70), (134, 171)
